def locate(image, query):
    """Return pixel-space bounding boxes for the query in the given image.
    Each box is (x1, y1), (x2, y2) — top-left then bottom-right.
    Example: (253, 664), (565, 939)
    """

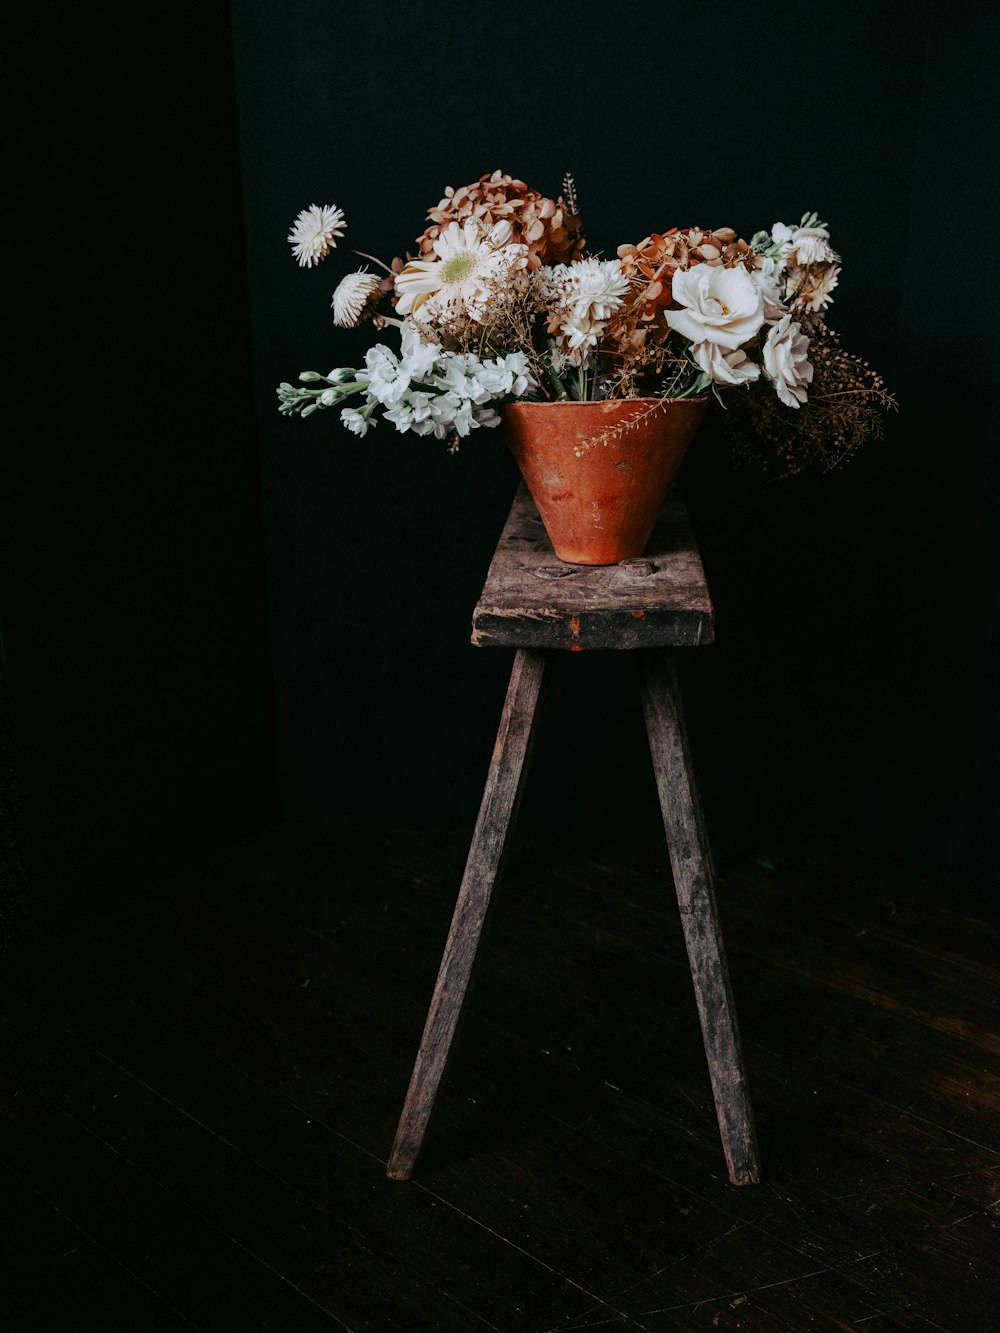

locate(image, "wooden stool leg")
(638, 649), (761, 1186)
(387, 648), (547, 1180)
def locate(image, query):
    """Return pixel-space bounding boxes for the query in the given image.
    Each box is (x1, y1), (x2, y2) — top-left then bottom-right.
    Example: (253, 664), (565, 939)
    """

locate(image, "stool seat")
(472, 483), (714, 650)
(388, 482), (760, 1189)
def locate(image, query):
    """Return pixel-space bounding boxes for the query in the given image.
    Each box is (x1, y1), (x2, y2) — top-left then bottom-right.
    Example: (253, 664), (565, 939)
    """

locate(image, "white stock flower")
(399, 320), (440, 379)
(331, 269), (382, 327)
(751, 257), (788, 323)
(341, 405), (371, 437)
(287, 204), (346, 267)
(433, 355), (493, 405)
(691, 341), (760, 387)
(665, 264), (764, 350)
(394, 219), (528, 322)
(473, 351), (534, 398)
(364, 344), (411, 406)
(763, 316), (813, 408)
(384, 390), (437, 432)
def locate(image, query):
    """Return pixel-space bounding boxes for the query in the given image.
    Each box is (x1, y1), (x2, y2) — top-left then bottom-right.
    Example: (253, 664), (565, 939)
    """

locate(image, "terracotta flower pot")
(501, 397), (709, 565)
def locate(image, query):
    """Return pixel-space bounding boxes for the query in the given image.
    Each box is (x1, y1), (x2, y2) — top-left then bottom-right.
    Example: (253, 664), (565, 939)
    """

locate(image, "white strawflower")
(691, 341), (760, 387)
(394, 220), (528, 323)
(665, 264), (764, 349)
(785, 227), (838, 267)
(763, 316), (813, 408)
(562, 314), (603, 355)
(288, 204), (346, 267)
(331, 269), (382, 327)
(786, 263), (840, 314)
(542, 258), (629, 364)
(563, 257), (630, 322)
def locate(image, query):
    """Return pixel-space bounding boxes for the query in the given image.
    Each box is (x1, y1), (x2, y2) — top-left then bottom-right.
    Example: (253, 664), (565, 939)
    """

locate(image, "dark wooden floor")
(2, 823), (998, 1332)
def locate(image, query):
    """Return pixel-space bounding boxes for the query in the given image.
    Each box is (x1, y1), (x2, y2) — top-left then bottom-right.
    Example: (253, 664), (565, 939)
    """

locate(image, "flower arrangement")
(279, 171), (894, 472)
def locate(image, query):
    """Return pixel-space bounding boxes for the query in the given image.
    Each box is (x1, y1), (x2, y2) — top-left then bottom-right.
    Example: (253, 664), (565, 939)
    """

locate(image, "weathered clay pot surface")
(501, 398), (708, 565)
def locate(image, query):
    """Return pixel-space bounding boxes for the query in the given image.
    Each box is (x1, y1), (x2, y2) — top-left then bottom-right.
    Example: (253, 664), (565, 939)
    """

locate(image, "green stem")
(540, 361), (571, 401)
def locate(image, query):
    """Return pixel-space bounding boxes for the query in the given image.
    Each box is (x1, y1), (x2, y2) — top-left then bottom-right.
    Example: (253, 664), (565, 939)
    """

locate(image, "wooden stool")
(387, 484), (760, 1187)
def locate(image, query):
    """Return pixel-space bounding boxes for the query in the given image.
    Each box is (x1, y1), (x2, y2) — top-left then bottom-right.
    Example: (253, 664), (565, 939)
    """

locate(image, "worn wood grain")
(4, 826), (999, 1331)
(386, 648), (547, 1180)
(639, 649), (760, 1187)
(471, 483), (714, 650)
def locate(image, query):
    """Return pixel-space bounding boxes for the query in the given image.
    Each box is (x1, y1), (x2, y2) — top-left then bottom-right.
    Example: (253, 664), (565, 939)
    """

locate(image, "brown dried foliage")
(723, 325), (897, 475)
(416, 169), (585, 271)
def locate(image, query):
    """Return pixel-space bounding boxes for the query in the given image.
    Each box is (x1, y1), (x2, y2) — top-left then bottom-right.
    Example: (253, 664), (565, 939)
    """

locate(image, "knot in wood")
(617, 559), (656, 577)
(533, 564), (578, 581)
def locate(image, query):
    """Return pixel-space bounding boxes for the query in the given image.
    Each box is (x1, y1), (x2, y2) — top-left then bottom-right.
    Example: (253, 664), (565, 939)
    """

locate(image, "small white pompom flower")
(287, 204), (346, 268)
(331, 269), (383, 327)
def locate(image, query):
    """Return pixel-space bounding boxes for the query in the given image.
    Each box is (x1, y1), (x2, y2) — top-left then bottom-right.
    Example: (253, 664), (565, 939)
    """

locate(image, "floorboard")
(2, 823), (998, 1332)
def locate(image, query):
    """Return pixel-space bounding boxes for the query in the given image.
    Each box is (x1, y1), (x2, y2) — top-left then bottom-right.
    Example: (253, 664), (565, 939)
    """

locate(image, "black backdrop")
(5, 1), (999, 945)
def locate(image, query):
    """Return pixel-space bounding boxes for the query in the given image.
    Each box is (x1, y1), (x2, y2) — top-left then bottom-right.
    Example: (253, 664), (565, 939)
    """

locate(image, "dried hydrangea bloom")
(415, 170), (585, 272)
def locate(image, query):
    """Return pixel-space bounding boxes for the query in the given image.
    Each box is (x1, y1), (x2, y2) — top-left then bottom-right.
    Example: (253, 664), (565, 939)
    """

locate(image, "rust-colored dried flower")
(415, 170), (585, 271)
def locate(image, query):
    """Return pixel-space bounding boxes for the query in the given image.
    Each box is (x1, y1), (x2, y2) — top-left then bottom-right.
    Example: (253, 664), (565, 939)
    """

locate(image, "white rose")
(691, 341), (760, 387)
(763, 316), (813, 409)
(665, 264), (765, 350)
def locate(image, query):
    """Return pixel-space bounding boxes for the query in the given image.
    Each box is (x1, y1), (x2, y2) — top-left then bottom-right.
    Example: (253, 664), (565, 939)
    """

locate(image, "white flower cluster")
(348, 323), (536, 439)
(539, 258), (630, 364)
(665, 262), (814, 409)
(752, 213), (841, 317)
(277, 321), (536, 438)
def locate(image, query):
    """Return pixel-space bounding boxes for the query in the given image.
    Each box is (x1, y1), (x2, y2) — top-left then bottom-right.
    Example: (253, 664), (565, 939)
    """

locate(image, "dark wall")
(7, 0), (996, 940)
(4, 3), (277, 941)
(230, 1), (998, 897)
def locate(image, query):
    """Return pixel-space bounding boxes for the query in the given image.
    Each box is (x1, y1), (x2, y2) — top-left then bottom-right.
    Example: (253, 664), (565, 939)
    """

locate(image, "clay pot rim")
(501, 395), (710, 409)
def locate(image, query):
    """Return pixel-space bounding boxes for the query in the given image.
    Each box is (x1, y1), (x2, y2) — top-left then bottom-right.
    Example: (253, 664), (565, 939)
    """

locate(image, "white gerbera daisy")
(331, 268), (382, 327)
(287, 204), (346, 268)
(394, 220), (527, 322)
